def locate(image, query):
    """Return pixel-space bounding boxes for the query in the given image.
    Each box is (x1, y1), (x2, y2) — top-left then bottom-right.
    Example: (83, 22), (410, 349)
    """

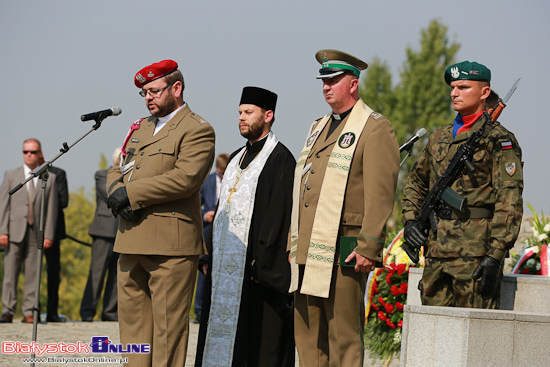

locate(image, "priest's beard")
(240, 114), (265, 142)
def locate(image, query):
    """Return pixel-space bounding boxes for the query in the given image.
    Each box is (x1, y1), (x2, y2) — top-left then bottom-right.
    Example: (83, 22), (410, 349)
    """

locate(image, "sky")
(1, 0), (548, 215)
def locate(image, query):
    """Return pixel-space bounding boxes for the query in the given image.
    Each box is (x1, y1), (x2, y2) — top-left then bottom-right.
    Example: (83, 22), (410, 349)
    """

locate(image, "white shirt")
(153, 103), (186, 136)
(23, 164), (39, 192)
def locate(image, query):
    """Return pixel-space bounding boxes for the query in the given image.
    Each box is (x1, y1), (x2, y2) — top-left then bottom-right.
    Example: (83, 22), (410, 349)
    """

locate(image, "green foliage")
(359, 19), (460, 225)
(99, 153), (108, 170)
(365, 262), (409, 365)
(359, 57), (396, 115)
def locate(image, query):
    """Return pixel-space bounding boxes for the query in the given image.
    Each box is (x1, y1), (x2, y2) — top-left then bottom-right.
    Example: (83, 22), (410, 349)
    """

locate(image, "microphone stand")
(399, 147), (412, 167)
(8, 116), (109, 367)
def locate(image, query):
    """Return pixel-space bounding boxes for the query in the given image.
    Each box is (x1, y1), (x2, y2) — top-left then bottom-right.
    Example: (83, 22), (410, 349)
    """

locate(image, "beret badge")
(450, 67), (459, 79)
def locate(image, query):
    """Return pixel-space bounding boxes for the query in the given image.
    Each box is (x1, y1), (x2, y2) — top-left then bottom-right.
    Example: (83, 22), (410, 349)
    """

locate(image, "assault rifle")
(402, 78), (520, 264)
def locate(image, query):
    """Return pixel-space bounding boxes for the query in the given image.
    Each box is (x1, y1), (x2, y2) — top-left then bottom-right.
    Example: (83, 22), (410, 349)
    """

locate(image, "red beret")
(134, 60), (178, 88)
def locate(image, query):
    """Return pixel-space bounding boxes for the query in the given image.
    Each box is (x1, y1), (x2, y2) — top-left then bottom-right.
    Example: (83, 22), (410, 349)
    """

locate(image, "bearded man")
(196, 86), (295, 367)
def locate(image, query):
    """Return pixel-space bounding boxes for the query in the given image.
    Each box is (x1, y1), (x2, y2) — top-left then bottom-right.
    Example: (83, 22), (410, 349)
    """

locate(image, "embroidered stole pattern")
(202, 132), (278, 366)
(289, 100), (373, 298)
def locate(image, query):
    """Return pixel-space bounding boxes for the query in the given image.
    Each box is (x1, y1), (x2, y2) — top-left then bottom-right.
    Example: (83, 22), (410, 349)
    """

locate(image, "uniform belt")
(438, 207), (493, 220)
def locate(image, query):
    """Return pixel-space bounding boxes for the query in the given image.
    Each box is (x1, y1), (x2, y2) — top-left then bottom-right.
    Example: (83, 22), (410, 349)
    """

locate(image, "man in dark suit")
(80, 148), (121, 322)
(194, 153), (228, 323)
(0, 138), (58, 323)
(38, 156), (68, 323)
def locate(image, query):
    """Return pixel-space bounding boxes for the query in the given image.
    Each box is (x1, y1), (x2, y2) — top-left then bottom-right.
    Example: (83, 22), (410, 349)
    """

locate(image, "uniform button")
(138, 201), (143, 206)
(316, 153), (321, 158)
(307, 186), (311, 190)
(311, 170), (315, 174)
(305, 203), (309, 207)
(172, 212), (175, 215)
(141, 152), (144, 156)
(136, 165), (140, 169)
(158, 148), (162, 151)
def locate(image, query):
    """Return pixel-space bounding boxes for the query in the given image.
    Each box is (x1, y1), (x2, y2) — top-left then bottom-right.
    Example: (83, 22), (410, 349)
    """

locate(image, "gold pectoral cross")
(227, 186), (238, 203)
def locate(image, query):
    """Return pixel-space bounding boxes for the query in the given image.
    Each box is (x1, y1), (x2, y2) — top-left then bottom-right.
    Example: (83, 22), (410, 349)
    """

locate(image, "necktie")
(28, 179), (35, 225)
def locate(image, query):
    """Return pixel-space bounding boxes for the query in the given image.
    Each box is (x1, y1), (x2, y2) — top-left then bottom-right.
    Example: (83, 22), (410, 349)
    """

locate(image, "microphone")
(399, 128), (427, 152)
(81, 107), (122, 122)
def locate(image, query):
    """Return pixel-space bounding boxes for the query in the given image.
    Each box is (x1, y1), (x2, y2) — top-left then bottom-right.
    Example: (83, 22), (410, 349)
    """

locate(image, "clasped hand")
(107, 187), (141, 222)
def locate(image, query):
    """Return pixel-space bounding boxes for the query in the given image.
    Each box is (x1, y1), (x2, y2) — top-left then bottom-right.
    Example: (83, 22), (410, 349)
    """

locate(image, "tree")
(393, 19), (460, 146)
(359, 19), (460, 226)
(359, 57), (396, 116)
(99, 153), (108, 170)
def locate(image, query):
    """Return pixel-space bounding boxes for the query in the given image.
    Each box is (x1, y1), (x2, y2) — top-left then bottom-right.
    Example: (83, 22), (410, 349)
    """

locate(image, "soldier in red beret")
(107, 60), (215, 366)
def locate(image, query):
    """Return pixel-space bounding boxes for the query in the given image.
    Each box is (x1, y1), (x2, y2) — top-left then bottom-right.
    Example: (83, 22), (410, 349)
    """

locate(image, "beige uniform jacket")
(294, 109), (399, 264)
(107, 104), (215, 256)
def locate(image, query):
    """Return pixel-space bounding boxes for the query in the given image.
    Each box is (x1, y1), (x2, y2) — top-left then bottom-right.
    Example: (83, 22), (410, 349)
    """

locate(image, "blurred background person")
(80, 147), (121, 322)
(193, 152), (229, 324)
(0, 138), (58, 323)
(38, 155), (68, 323)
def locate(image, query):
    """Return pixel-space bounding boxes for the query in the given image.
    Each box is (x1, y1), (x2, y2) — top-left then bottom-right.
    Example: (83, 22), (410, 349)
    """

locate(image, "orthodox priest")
(196, 86), (295, 367)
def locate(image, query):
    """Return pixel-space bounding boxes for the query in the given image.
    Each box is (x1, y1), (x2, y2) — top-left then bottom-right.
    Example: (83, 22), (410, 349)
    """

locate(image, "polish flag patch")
(501, 142), (512, 150)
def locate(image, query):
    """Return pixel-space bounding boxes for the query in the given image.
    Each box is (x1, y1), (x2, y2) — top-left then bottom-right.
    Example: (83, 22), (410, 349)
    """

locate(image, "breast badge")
(307, 131), (319, 147)
(338, 132), (356, 149)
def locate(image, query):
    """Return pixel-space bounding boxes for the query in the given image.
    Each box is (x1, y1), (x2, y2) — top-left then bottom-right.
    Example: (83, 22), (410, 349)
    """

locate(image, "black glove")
(472, 256), (502, 299)
(107, 187), (130, 217)
(404, 220), (427, 250)
(118, 205), (142, 222)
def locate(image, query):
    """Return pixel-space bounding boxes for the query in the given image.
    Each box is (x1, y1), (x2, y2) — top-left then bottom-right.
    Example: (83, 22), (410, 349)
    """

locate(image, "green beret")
(444, 61), (491, 85)
(315, 49), (368, 79)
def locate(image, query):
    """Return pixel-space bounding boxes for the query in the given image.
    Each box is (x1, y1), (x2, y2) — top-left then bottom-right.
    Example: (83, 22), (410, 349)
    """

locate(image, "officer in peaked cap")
(402, 60), (523, 310)
(315, 49), (368, 80)
(290, 49), (399, 366)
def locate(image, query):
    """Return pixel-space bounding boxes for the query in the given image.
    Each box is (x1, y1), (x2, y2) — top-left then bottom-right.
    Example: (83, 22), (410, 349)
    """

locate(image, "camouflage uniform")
(401, 113), (523, 307)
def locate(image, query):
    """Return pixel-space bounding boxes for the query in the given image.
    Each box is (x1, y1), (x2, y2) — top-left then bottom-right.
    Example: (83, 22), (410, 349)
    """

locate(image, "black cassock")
(196, 138), (295, 367)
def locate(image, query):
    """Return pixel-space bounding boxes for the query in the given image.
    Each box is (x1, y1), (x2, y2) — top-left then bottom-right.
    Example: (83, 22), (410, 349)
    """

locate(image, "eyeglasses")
(139, 83), (174, 98)
(23, 150), (40, 155)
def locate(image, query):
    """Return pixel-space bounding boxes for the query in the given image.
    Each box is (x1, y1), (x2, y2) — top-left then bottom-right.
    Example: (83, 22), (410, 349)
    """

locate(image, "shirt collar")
(332, 106), (353, 121)
(158, 103), (186, 124)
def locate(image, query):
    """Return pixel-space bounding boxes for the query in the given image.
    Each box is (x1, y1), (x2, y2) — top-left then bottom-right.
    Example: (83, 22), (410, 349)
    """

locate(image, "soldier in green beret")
(401, 61), (524, 308)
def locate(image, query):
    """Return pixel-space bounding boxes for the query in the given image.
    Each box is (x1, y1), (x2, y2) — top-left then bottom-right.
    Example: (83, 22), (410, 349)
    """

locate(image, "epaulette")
(190, 112), (209, 124)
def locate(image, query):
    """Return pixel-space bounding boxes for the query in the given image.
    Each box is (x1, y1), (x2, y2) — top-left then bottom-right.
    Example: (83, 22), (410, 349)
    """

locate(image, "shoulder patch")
(501, 141), (512, 150)
(500, 154), (522, 181)
(371, 112), (383, 120)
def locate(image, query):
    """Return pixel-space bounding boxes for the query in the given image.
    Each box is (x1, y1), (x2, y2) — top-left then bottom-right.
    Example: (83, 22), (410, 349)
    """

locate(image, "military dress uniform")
(107, 60), (215, 366)
(289, 49), (400, 367)
(402, 98), (523, 308)
(293, 107), (399, 366)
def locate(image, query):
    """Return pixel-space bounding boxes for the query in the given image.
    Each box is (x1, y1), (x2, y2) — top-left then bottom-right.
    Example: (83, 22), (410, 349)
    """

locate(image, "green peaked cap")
(315, 49), (368, 79)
